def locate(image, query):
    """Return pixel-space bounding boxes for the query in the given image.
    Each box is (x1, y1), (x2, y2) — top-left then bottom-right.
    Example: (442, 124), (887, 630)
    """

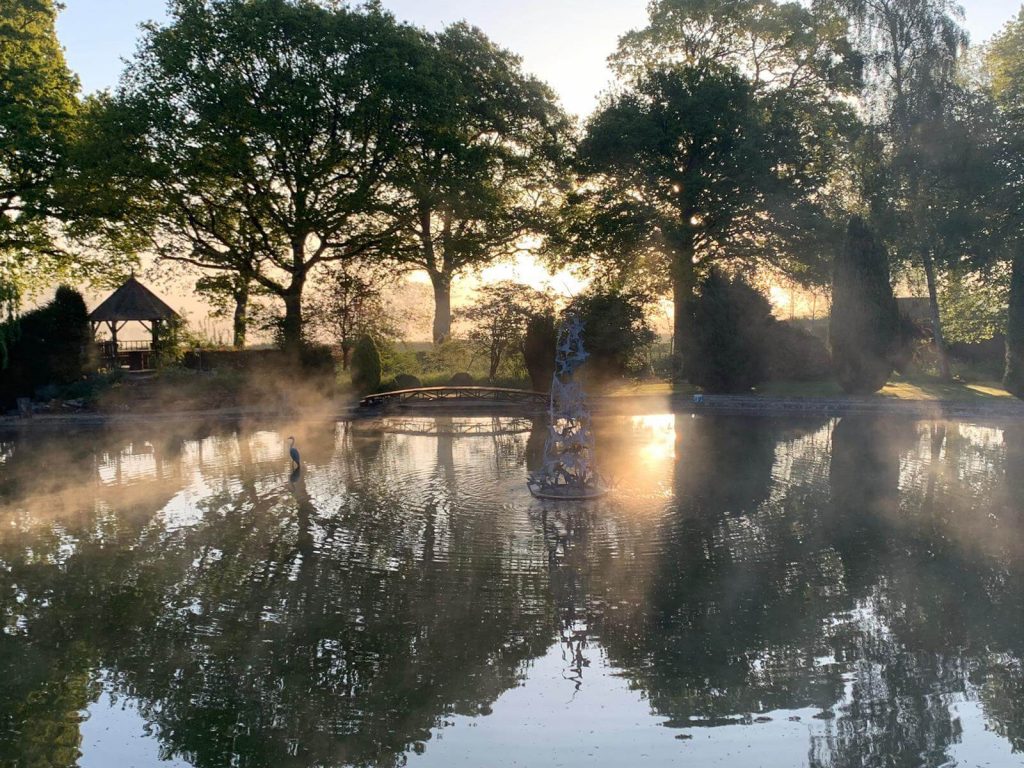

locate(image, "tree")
(0, 0), (80, 352)
(839, 0), (970, 380)
(560, 0), (858, 382)
(388, 23), (571, 343)
(987, 11), (1024, 396)
(0, 286), (90, 404)
(195, 271), (259, 350)
(350, 334), (382, 395)
(830, 216), (899, 393)
(309, 262), (398, 370)
(85, 0), (421, 353)
(523, 313), (558, 392)
(566, 289), (656, 379)
(684, 269), (773, 393)
(462, 281), (549, 381)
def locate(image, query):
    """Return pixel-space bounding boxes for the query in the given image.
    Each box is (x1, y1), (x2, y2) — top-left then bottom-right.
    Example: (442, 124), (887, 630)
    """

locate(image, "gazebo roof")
(89, 276), (180, 323)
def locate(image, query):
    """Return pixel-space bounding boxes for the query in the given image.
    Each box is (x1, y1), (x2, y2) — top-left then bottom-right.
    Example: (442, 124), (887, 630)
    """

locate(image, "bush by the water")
(830, 216), (899, 394)
(351, 335), (382, 394)
(764, 321), (831, 381)
(683, 270), (772, 393)
(523, 313), (557, 392)
(390, 373), (422, 390)
(566, 290), (655, 379)
(1, 286), (91, 404)
(448, 371), (474, 386)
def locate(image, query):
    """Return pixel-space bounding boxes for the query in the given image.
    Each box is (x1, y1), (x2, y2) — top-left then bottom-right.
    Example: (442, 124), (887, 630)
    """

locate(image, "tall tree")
(987, 10), (1024, 396)
(389, 23), (571, 343)
(0, 0), (79, 327)
(839, 0), (969, 379)
(559, 0), (859, 381)
(830, 216), (899, 393)
(85, 0), (421, 352)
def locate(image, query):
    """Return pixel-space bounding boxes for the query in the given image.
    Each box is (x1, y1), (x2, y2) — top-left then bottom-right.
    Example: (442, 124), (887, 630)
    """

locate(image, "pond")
(2, 413), (1024, 768)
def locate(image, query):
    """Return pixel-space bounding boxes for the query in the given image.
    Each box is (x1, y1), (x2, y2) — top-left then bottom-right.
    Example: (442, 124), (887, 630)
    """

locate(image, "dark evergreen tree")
(830, 216), (899, 394)
(683, 269), (773, 393)
(522, 313), (557, 392)
(350, 334), (382, 395)
(0, 285), (90, 403)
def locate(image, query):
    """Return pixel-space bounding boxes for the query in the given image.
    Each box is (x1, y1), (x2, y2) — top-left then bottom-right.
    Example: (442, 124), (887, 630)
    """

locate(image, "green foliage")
(683, 270), (773, 393)
(764, 321), (832, 382)
(421, 339), (475, 376)
(567, 290), (656, 379)
(0, 0), (85, 307)
(830, 217), (900, 394)
(350, 335), (382, 395)
(309, 263), (397, 370)
(562, 59), (852, 382)
(522, 313), (558, 392)
(939, 267), (1009, 345)
(0, 285), (91, 403)
(1006, 249), (1024, 397)
(461, 281), (550, 381)
(389, 23), (572, 342)
(987, 12), (1024, 396)
(84, 0), (423, 351)
(389, 373), (422, 391)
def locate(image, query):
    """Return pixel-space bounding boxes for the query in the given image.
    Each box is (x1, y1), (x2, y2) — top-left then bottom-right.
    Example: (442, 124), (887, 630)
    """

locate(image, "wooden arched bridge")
(351, 416), (536, 437)
(359, 386), (548, 410)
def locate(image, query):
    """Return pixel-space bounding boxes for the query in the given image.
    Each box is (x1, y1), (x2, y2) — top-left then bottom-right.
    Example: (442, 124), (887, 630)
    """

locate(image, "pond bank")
(4, 391), (1024, 432)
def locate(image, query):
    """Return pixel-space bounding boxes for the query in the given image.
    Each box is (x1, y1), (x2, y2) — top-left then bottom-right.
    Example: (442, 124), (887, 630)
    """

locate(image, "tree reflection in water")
(2, 415), (1024, 767)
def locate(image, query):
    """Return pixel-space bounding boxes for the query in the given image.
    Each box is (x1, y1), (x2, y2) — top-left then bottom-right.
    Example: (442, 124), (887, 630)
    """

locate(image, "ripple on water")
(3, 415), (1024, 768)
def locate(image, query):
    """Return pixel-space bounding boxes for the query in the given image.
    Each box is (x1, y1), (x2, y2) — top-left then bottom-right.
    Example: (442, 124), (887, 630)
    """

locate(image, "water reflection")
(2, 415), (1024, 767)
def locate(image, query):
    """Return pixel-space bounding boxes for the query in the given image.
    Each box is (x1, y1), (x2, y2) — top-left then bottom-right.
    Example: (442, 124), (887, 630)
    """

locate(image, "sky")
(58, 0), (1024, 120)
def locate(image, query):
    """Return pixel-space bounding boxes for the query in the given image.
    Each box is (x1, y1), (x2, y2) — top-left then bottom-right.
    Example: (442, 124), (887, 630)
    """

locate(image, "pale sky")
(57, 0), (1024, 120)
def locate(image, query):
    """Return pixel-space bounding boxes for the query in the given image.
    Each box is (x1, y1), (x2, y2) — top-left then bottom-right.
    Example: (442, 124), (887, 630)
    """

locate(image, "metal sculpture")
(528, 314), (605, 499)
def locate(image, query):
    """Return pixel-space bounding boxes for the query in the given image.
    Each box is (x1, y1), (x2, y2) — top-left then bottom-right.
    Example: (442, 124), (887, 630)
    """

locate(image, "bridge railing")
(359, 386), (548, 409)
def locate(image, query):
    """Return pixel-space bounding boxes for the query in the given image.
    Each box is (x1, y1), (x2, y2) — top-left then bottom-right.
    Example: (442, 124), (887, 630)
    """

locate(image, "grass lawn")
(603, 374), (1015, 403)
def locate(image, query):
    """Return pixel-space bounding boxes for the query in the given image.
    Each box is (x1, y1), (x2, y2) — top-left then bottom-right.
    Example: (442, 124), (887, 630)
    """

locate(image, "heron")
(287, 436), (301, 468)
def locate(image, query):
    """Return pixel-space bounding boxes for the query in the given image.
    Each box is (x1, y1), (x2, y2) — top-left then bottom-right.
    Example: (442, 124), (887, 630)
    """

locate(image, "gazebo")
(89, 276), (180, 371)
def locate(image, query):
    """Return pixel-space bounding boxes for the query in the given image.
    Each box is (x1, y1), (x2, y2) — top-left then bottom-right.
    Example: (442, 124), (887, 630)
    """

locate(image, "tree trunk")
(430, 270), (452, 344)
(232, 279), (249, 349)
(670, 231), (698, 386)
(489, 346), (500, 381)
(340, 343), (352, 371)
(921, 250), (951, 381)
(1005, 244), (1024, 398)
(281, 281), (304, 354)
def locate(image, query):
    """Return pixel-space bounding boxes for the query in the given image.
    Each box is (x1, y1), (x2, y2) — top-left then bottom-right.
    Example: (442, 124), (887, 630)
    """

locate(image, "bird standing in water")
(288, 436), (301, 468)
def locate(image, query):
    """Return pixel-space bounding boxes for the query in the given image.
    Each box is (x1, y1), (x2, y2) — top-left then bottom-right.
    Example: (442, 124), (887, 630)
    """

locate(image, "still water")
(2, 413), (1024, 768)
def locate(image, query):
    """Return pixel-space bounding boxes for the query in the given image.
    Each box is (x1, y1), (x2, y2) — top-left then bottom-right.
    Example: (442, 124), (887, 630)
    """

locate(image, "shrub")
(299, 344), (336, 374)
(764, 321), (831, 381)
(351, 334), (382, 394)
(566, 290), (656, 379)
(0, 286), (91, 404)
(522, 313), (557, 392)
(390, 373), (422, 390)
(448, 371), (474, 386)
(829, 216), (899, 394)
(422, 339), (474, 375)
(683, 270), (772, 393)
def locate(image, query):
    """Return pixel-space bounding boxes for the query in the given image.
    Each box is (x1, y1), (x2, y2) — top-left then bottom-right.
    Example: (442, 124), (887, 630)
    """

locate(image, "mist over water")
(2, 414), (1024, 767)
